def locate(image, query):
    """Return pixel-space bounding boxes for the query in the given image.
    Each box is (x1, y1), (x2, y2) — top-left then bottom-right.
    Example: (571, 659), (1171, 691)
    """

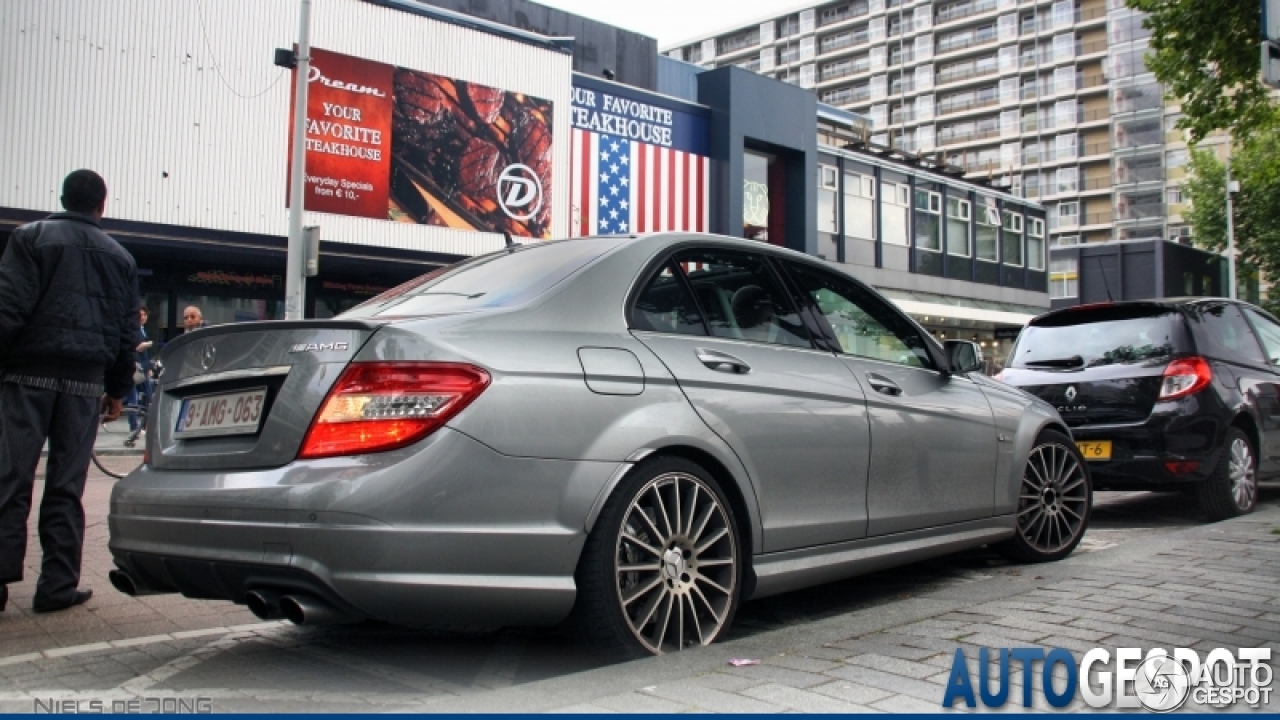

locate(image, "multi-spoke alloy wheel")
(615, 471), (737, 654)
(1197, 427), (1257, 521)
(573, 457), (741, 658)
(996, 430), (1091, 563)
(1228, 436), (1257, 511)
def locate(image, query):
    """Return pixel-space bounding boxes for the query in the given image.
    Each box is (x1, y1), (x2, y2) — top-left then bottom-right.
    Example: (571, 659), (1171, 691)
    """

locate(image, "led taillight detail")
(1158, 356), (1212, 401)
(298, 362), (491, 459)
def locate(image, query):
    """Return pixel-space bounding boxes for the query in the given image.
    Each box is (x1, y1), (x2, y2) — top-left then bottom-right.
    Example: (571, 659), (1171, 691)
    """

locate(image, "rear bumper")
(108, 427), (623, 627)
(1070, 396), (1226, 489)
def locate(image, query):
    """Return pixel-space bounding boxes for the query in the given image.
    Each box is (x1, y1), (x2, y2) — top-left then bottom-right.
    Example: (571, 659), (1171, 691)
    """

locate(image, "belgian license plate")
(175, 388), (267, 438)
(1076, 440), (1112, 461)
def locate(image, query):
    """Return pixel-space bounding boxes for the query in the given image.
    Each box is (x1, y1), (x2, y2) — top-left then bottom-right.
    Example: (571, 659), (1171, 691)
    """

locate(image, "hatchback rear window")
(341, 238), (624, 318)
(1011, 307), (1181, 369)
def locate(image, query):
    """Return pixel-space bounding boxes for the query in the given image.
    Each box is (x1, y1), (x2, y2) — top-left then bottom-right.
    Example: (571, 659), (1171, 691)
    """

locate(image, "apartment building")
(666, 0), (1194, 305)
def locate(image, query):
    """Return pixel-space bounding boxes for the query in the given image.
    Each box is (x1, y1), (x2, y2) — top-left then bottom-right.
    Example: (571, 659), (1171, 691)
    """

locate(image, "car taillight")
(1158, 356), (1212, 401)
(298, 362), (491, 459)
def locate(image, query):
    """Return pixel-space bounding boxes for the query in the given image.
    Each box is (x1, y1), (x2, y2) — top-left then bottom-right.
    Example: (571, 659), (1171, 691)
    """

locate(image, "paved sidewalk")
(0, 466), (1276, 712)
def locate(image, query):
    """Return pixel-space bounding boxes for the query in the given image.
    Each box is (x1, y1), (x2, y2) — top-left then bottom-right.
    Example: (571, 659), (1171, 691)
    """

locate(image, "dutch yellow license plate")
(1076, 440), (1112, 461)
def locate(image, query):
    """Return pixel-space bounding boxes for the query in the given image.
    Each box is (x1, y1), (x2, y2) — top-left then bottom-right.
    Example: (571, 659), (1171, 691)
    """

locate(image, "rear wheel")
(572, 457), (742, 658)
(995, 429), (1091, 563)
(1195, 427), (1257, 521)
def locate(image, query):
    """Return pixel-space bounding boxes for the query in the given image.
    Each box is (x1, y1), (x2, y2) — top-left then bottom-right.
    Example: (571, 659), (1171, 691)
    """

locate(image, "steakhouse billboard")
(291, 47), (554, 238)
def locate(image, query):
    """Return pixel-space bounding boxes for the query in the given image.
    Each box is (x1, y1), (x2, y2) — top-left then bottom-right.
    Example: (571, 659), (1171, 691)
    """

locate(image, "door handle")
(696, 348), (751, 374)
(866, 373), (902, 396)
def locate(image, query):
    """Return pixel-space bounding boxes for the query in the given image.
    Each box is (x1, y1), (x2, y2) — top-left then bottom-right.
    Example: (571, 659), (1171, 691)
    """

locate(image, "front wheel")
(995, 429), (1091, 563)
(1195, 427), (1257, 521)
(572, 457), (742, 658)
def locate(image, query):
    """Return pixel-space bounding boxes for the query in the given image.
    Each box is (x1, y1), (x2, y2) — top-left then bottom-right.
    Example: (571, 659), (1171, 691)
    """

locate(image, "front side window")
(784, 261), (933, 368)
(630, 261), (706, 336)
(674, 249), (810, 348)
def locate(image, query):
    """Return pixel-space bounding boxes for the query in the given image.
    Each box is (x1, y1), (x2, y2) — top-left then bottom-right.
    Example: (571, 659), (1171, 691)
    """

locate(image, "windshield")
(1011, 310), (1180, 369)
(340, 238), (625, 318)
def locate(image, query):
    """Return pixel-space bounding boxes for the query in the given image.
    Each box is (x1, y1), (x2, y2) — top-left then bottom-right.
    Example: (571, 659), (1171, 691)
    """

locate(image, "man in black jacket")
(0, 170), (139, 614)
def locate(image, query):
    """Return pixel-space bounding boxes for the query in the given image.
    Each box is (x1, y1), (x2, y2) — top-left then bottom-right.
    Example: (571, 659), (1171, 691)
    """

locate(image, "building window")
(818, 165), (839, 234)
(1049, 257), (1078, 298)
(1027, 216), (1045, 270)
(1050, 234), (1079, 247)
(1002, 209), (1024, 266)
(1167, 148), (1189, 169)
(1167, 187), (1183, 205)
(914, 189), (943, 251)
(976, 201), (999, 261)
(845, 172), (875, 240)
(1169, 224), (1192, 243)
(946, 197), (971, 257)
(1055, 201), (1079, 228)
(882, 181), (910, 245)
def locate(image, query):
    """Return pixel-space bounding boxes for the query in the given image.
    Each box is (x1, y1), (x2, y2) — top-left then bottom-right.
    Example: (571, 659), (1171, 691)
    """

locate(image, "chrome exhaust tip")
(245, 589), (285, 620)
(278, 594), (359, 626)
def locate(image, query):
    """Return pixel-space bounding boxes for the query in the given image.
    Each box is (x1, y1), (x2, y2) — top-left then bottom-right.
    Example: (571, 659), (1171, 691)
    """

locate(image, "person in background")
(182, 306), (205, 333)
(0, 169), (139, 614)
(125, 305), (153, 432)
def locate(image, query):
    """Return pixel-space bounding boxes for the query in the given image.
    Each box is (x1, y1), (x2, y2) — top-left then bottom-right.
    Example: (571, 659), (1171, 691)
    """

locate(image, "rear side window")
(673, 249), (811, 348)
(1186, 302), (1265, 364)
(631, 262), (706, 335)
(1012, 307), (1181, 369)
(1245, 307), (1280, 365)
(342, 239), (622, 318)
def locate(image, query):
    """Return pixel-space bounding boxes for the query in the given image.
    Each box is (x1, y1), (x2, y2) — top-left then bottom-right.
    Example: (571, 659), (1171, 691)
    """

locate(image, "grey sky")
(534, 0), (803, 48)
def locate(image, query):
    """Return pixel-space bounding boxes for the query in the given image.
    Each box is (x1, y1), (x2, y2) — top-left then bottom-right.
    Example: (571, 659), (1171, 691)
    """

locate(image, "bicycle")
(91, 403), (147, 479)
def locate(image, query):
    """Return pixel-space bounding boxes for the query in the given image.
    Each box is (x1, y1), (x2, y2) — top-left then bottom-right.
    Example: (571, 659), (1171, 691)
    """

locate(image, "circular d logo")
(497, 164), (543, 221)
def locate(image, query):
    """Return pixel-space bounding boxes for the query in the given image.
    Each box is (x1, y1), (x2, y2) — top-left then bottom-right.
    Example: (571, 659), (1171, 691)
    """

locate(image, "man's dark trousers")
(0, 382), (98, 605)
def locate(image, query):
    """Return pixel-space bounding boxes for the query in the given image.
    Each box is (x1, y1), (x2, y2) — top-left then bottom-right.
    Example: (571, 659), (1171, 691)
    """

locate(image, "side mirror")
(945, 340), (984, 374)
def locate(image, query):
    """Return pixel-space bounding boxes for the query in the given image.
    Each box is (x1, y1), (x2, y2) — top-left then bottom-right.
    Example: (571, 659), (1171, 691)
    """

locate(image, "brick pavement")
(0, 462), (1277, 712)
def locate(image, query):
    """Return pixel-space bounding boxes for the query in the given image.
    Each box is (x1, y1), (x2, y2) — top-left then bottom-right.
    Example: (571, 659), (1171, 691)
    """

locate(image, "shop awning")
(889, 298), (1037, 326)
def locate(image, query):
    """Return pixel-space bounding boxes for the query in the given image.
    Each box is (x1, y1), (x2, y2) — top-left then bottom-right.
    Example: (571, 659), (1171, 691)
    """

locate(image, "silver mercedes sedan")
(108, 233), (1089, 657)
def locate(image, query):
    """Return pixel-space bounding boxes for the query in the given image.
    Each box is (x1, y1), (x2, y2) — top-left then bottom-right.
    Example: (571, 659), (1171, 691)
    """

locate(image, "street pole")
(285, 0), (313, 320)
(1225, 156), (1238, 300)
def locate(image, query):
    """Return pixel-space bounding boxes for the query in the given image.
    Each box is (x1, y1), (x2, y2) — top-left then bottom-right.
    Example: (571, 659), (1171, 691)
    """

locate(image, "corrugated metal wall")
(0, 0), (573, 256)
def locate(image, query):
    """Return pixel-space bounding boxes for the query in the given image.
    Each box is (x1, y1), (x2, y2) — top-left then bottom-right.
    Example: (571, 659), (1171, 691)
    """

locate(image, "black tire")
(994, 429), (1092, 563)
(1195, 427), (1257, 521)
(571, 456), (743, 659)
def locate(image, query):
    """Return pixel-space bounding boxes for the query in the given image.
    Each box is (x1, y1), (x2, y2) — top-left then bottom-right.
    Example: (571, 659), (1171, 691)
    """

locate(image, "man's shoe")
(32, 589), (92, 614)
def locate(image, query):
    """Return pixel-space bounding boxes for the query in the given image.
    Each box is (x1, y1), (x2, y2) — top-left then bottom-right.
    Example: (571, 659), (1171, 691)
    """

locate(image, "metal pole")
(286, 0), (313, 320)
(1225, 156), (1238, 300)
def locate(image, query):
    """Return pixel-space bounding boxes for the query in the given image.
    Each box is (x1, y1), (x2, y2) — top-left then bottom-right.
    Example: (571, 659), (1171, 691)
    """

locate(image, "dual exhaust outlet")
(110, 569), (358, 626)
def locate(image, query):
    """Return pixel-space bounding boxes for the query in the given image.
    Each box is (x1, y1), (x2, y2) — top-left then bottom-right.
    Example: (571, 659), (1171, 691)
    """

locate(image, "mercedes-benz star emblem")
(1064, 386), (1077, 402)
(200, 343), (217, 371)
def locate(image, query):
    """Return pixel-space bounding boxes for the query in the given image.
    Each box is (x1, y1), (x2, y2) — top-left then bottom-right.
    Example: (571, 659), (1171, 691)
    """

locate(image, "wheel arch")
(1231, 411), (1260, 457)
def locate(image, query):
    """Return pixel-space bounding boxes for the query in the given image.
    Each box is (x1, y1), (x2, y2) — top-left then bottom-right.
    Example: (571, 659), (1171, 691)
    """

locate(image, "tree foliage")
(1126, 0), (1271, 142)
(1183, 127), (1280, 310)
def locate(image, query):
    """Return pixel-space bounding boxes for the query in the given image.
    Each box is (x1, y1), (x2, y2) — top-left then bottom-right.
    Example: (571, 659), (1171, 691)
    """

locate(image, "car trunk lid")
(1001, 304), (1190, 427)
(147, 320), (378, 471)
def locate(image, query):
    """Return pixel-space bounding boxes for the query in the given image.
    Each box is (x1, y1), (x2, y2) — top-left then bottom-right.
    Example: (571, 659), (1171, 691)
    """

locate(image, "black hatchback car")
(1000, 298), (1280, 520)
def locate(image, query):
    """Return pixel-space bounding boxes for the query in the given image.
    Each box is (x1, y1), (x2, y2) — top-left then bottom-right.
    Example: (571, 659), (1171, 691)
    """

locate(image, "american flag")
(571, 129), (709, 236)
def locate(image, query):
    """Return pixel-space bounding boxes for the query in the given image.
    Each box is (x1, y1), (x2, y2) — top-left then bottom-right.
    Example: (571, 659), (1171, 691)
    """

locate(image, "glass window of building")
(1002, 209), (1024, 266)
(1167, 148), (1189, 169)
(744, 150), (774, 241)
(1027, 216), (1046, 270)
(1051, 234), (1080, 247)
(844, 172), (875, 240)
(818, 164), (839, 234)
(976, 199), (1000, 261)
(882, 181), (910, 245)
(1049, 257), (1078, 298)
(946, 197), (971, 256)
(914, 189), (942, 251)
(1167, 187), (1183, 205)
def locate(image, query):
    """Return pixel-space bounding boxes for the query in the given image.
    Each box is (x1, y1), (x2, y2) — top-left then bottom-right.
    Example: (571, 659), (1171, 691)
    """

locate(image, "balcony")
(937, 93), (1000, 115)
(718, 32), (760, 55)
(890, 108), (918, 124)
(820, 30), (870, 55)
(821, 58), (871, 81)
(819, 1), (871, 27)
(889, 80), (917, 94)
(737, 59), (761, 72)
(1080, 107), (1110, 123)
(939, 125), (1001, 145)
(936, 0), (998, 25)
(889, 49), (916, 65)
(937, 61), (998, 85)
(1077, 38), (1108, 55)
(1079, 73), (1107, 90)
(779, 49), (800, 64)
(1082, 140), (1111, 156)
(821, 86), (871, 104)
(1020, 49), (1055, 67)
(1083, 210), (1114, 225)
(937, 28), (998, 55)
(1082, 176), (1112, 191)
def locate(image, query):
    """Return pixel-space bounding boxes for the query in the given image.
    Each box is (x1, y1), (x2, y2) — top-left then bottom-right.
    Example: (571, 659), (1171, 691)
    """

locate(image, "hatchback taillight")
(1158, 356), (1212, 401)
(298, 362), (491, 459)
